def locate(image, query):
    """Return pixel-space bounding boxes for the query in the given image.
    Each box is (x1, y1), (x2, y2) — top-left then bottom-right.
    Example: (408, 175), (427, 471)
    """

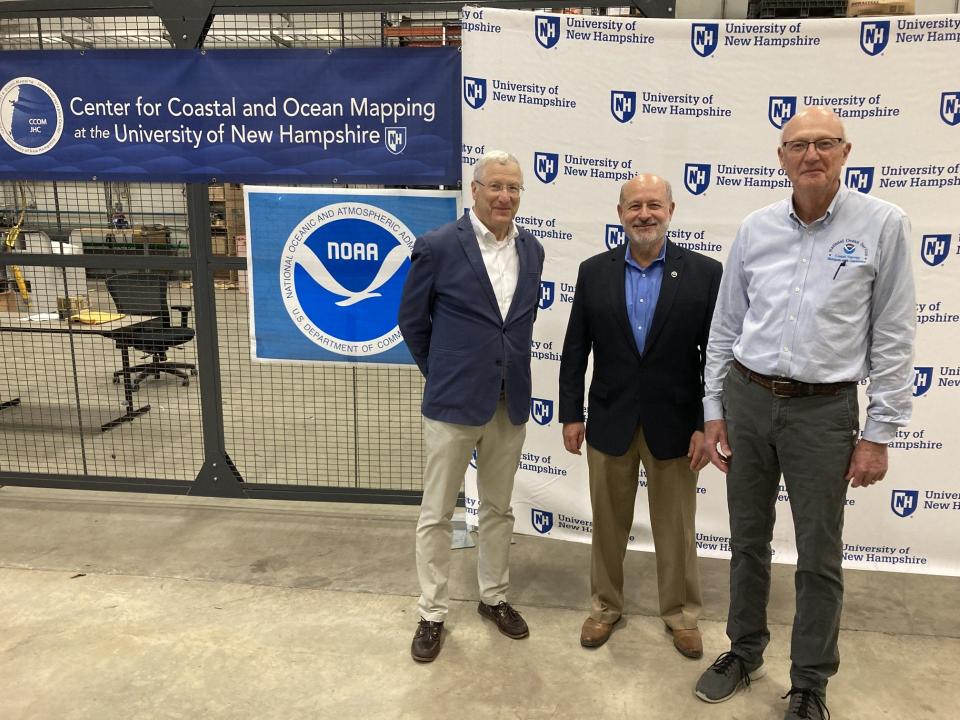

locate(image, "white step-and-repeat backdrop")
(460, 7), (960, 575)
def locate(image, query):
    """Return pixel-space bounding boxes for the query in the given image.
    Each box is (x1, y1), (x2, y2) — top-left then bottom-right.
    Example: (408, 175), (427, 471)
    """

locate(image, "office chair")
(105, 272), (197, 391)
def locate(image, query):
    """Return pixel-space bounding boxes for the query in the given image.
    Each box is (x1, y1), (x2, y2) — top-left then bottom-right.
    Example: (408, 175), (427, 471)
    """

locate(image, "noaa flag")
(611, 90), (636, 123)
(246, 186), (459, 364)
(691, 23), (719, 57)
(860, 20), (890, 56)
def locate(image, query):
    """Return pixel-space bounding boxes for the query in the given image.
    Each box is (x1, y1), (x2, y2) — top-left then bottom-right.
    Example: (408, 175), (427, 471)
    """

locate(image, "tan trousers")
(416, 399), (526, 622)
(586, 426), (702, 629)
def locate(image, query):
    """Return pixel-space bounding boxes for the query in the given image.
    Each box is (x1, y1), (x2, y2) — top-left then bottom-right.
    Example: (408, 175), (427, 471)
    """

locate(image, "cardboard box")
(847, 0), (915, 16)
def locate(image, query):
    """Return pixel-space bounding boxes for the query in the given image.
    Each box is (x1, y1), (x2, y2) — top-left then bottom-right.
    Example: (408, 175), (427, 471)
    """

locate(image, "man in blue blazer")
(399, 150), (545, 662)
(559, 174), (721, 657)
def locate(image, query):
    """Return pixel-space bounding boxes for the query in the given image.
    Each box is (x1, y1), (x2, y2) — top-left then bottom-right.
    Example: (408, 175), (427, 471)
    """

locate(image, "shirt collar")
(624, 239), (667, 270)
(787, 182), (848, 228)
(469, 208), (518, 246)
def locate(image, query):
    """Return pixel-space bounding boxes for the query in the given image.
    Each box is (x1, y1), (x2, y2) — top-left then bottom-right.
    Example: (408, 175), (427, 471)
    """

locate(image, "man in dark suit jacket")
(559, 174), (721, 658)
(398, 150), (545, 663)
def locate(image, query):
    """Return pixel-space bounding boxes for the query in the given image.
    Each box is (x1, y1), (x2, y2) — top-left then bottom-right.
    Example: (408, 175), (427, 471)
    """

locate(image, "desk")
(0, 313), (155, 431)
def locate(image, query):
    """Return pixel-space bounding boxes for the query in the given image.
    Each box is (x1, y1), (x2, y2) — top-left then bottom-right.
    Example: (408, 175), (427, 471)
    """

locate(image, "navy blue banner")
(0, 48), (461, 184)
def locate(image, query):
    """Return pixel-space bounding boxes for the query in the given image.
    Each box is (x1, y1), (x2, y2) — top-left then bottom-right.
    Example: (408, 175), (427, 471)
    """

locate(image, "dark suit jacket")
(398, 211), (545, 426)
(558, 241), (722, 459)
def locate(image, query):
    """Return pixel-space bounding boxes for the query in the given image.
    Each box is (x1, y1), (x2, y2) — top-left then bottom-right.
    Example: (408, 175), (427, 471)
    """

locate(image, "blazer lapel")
(458, 213), (503, 321)
(643, 241), (683, 355)
(608, 250), (642, 362)
(503, 232), (531, 323)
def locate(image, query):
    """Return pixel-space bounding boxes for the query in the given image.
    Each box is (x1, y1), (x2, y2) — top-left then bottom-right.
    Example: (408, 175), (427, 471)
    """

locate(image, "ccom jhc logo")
(0, 77), (64, 155)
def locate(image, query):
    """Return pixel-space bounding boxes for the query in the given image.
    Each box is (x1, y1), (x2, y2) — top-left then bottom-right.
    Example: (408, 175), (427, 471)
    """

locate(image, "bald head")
(780, 106), (846, 144)
(619, 174), (673, 205)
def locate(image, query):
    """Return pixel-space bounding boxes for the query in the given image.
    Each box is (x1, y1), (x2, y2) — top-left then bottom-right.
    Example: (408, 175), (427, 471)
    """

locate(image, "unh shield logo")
(605, 223), (625, 250)
(531, 508), (554, 534)
(691, 23), (719, 57)
(384, 127), (406, 155)
(531, 397), (554, 426)
(463, 76), (487, 109)
(940, 91), (960, 127)
(539, 280), (555, 310)
(768, 96), (797, 129)
(913, 366), (933, 397)
(921, 234), (951, 267)
(535, 15), (560, 49)
(891, 489), (919, 518)
(845, 167), (874, 194)
(534, 151), (559, 184)
(684, 163), (711, 195)
(860, 20), (890, 56)
(611, 90), (636, 123)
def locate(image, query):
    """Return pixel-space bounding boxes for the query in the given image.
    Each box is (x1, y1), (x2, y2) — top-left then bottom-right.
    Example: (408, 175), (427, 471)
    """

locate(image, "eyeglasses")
(475, 181), (523, 197)
(781, 137), (845, 155)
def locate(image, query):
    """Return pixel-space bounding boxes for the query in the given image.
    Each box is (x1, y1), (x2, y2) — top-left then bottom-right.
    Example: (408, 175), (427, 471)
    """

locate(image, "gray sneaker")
(782, 687), (830, 719)
(694, 651), (765, 703)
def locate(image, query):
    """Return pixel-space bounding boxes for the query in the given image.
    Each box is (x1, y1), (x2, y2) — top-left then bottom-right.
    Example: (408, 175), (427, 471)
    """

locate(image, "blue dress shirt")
(624, 241), (666, 354)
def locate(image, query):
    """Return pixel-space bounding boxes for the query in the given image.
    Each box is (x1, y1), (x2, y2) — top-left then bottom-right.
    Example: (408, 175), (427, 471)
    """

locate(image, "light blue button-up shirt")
(624, 241), (666, 354)
(703, 185), (916, 443)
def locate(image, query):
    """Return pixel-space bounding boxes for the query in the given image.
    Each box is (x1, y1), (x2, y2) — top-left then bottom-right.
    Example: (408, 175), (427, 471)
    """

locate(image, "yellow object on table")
(70, 311), (125, 325)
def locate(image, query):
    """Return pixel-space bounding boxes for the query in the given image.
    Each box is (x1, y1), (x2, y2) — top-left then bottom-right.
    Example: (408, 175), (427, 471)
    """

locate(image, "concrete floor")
(1, 486), (957, 719)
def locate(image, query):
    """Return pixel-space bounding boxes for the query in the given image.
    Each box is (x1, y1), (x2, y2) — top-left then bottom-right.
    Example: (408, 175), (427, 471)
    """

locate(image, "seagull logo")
(296, 243), (408, 306)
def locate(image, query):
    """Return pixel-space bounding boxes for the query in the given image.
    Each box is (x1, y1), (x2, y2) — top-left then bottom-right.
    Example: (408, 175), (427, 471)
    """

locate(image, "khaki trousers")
(586, 426), (702, 629)
(416, 399), (526, 622)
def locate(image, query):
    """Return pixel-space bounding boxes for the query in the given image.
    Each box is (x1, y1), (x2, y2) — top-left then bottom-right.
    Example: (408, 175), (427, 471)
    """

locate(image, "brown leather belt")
(733, 359), (855, 399)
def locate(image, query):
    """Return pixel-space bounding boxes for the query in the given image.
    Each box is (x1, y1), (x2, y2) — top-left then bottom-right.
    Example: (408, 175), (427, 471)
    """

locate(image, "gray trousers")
(723, 366), (859, 694)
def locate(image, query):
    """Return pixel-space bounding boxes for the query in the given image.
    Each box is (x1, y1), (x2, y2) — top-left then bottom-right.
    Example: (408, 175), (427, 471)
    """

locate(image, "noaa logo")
(384, 127), (406, 155)
(890, 489), (919, 518)
(768, 96), (797, 130)
(538, 280), (555, 310)
(535, 15), (560, 49)
(605, 223), (625, 250)
(913, 366), (933, 397)
(921, 234), (951, 267)
(463, 76), (487, 110)
(610, 90), (636, 123)
(684, 163), (711, 195)
(940, 91), (960, 127)
(860, 20), (890, 56)
(845, 167), (874, 194)
(534, 151), (559, 184)
(691, 23), (719, 57)
(531, 508), (554, 534)
(0, 77), (64, 156)
(531, 397), (554, 426)
(280, 202), (414, 357)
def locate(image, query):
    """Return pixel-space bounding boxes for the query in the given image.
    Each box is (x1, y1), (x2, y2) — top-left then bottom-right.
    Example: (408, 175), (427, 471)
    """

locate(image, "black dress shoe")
(411, 618), (444, 662)
(477, 601), (529, 639)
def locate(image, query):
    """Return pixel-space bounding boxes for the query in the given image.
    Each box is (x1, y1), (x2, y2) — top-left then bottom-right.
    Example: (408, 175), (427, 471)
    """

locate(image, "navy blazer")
(398, 211), (545, 426)
(558, 241), (722, 459)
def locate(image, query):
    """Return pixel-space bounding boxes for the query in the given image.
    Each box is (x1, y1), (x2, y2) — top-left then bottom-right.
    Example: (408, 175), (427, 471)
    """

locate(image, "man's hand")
(688, 430), (709, 471)
(563, 422), (585, 455)
(703, 419), (732, 473)
(845, 439), (888, 488)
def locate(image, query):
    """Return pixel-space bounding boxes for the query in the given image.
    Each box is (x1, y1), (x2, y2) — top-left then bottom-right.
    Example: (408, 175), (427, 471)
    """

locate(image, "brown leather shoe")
(477, 601), (529, 639)
(671, 627), (703, 659)
(411, 618), (444, 662)
(580, 616), (620, 648)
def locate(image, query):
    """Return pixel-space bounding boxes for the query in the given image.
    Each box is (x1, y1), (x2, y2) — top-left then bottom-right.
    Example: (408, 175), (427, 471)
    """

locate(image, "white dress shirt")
(703, 185), (916, 444)
(469, 209), (520, 320)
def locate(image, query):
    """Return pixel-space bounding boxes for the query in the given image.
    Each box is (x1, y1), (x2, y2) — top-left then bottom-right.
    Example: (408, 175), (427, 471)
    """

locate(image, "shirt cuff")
(703, 397), (724, 423)
(862, 418), (898, 445)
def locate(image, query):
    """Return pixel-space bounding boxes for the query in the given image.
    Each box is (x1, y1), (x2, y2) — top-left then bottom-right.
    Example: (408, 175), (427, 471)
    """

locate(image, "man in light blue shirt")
(694, 108), (915, 720)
